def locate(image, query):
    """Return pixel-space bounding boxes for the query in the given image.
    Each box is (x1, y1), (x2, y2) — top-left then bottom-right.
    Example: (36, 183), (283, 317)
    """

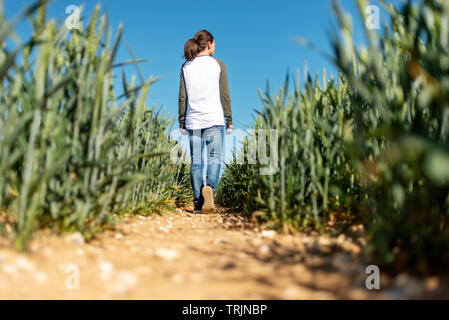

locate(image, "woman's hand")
(226, 124), (234, 135)
(180, 128), (188, 136)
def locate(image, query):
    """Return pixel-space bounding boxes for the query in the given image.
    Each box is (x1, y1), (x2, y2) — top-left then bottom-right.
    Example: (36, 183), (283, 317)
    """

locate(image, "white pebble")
(159, 226), (170, 233)
(98, 261), (114, 280)
(259, 245), (271, 256)
(155, 248), (179, 260)
(213, 237), (227, 245)
(68, 232), (85, 245)
(260, 230), (276, 239)
(15, 257), (35, 272)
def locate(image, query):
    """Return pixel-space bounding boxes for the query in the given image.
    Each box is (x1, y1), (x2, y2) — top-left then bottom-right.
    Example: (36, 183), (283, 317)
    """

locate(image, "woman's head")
(183, 30), (215, 61)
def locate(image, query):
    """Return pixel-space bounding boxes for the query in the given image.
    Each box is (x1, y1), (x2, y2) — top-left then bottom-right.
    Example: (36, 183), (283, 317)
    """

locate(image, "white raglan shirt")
(182, 56), (225, 130)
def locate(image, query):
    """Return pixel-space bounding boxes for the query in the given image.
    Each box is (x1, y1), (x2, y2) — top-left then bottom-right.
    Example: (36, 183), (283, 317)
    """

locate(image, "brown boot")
(201, 186), (215, 213)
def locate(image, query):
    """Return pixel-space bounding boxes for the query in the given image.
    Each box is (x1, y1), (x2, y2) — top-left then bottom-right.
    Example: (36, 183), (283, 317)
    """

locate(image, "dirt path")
(0, 206), (446, 299)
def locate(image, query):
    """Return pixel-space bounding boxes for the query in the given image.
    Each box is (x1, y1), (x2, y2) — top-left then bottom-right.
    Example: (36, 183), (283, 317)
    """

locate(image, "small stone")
(99, 261), (114, 280)
(260, 230), (276, 239)
(218, 260), (236, 270)
(259, 245), (271, 257)
(155, 248), (179, 260)
(68, 232), (85, 245)
(318, 236), (332, 246)
(213, 237), (227, 245)
(115, 233), (123, 239)
(159, 226), (170, 233)
(336, 234), (346, 244)
(15, 257), (35, 272)
(75, 248), (84, 256)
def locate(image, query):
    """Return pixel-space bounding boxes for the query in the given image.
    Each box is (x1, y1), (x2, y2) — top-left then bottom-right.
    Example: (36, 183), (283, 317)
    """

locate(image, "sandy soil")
(0, 206), (447, 299)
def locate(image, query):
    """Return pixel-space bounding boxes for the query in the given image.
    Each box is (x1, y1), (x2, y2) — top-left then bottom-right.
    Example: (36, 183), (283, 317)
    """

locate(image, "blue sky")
(3, 0), (397, 165)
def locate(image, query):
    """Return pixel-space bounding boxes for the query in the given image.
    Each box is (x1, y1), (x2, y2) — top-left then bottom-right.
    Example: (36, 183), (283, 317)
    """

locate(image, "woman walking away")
(179, 30), (233, 214)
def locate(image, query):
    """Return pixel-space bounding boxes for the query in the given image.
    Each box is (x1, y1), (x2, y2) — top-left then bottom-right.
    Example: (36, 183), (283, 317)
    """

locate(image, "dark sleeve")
(217, 59), (232, 126)
(178, 66), (187, 129)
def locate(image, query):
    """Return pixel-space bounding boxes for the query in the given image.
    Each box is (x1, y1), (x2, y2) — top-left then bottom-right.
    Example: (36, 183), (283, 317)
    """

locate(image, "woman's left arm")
(178, 66), (187, 132)
(217, 59), (233, 129)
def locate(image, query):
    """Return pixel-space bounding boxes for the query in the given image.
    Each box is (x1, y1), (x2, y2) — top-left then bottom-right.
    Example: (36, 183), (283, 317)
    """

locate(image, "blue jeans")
(187, 125), (224, 207)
